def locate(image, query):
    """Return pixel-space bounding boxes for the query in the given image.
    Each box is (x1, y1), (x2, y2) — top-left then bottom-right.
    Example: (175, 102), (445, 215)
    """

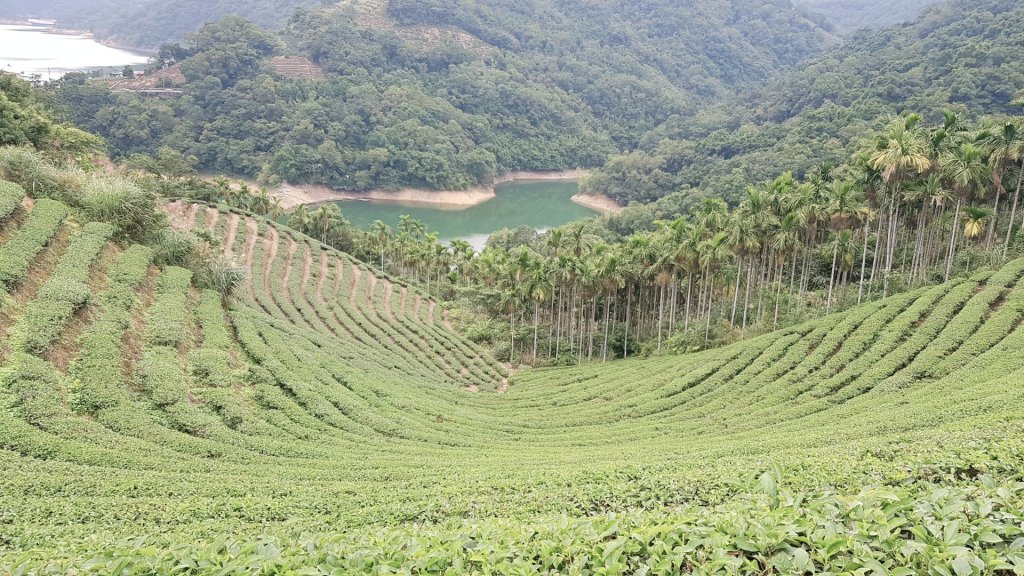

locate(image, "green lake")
(335, 180), (599, 250)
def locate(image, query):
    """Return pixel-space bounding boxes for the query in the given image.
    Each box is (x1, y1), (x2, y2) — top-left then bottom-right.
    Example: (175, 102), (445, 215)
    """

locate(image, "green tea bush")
(11, 222), (112, 354)
(0, 351), (65, 426)
(0, 198), (68, 288)
(0, 179), (26, 222)
(144, 267), (192, 348)
(69, 245), (152, 413)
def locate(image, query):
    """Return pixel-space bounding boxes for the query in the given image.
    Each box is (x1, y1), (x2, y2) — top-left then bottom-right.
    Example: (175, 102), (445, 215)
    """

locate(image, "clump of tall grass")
(0, 146), (85, 203)
(150, 228), (245, 300)
(0, 147), (164, 241)
(194, 255), (247, 301)
(80, 176), (162, 241)
(151, 228), (201, 268)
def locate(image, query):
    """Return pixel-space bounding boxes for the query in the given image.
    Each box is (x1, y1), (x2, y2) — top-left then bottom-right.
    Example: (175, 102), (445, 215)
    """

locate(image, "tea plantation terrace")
(1, 191), (1023, 573)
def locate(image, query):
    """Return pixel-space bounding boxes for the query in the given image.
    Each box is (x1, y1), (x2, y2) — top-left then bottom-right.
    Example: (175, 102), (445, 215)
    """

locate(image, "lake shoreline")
(0, 20), (153, 54)
(571, 192), (624, 214)
(274, 169), (603, 211)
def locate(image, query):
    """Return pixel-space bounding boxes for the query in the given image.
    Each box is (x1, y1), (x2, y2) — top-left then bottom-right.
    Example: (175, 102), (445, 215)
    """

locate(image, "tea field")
(1, 194), (1024, 574)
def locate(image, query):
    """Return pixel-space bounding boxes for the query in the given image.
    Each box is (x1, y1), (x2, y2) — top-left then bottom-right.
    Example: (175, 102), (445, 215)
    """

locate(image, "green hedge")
(138, 346), (188, 407)
(144, 267), (192, 348)
(11, 222), (113, 354)
(0, 180), (26, 223)
(0, 351), (65, 426)
(0, 198), (68, 288)
(70, 245), (153, 414)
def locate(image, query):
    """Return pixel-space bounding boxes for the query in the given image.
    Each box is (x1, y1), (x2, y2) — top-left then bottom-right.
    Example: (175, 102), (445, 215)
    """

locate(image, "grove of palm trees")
(320, 111), (1024, 363)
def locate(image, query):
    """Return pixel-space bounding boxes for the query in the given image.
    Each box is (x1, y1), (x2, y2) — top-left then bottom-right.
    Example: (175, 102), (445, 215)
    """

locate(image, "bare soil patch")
(223, 214), (240, 257)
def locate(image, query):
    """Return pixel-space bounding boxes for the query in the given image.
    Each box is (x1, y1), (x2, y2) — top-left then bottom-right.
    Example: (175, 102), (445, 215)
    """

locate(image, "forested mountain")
(584, 0), (1024, 205)
(44, 0), (833, 192)
(793, 0), (942, 33)
(0, 0), (324, 48)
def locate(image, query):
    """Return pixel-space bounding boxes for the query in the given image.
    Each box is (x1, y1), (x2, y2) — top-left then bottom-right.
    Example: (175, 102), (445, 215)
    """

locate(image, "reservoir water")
(0, 24), (149, 81)
(337, 180), (599, 250)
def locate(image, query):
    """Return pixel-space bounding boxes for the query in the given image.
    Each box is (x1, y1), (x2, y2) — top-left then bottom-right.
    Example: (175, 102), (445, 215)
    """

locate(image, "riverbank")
(272, 169), (600, 210)
(276, 183), (496, 210)
(494, 169), (590, 185)
(571, 192), (623, 214)
(0, 20), (152, 54)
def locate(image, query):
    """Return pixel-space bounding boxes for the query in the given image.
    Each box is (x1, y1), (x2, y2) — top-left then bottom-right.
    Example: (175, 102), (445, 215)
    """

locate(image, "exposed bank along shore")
(0, 20), (153, 54)
(270, 169), (623, 214)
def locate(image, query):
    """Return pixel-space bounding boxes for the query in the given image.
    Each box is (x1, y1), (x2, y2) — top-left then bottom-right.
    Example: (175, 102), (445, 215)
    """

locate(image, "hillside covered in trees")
(583, 0), (1024, 206)
(793, 0), (942, 33)
(38, 0), (1023, 204)
(0, 0), (324, 48)
(44, 0), (834, 192)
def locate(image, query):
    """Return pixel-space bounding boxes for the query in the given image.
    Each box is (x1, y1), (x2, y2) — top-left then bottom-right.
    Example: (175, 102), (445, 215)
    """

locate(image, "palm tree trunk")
(569, 286), (577, 355)
(731, 255), (742, 327)
(532, 301), (539, 362)
(755, 245), (767, 323)
(657, 283), (665, 352)
(555, 287), (563, 357)
(827, 237), (838, 314)
(637, 285), (645, 339)
(787, 249), (798, 316)
(578, 301), (586, 365)
(704, 276), (715, 342)
(858, 218), (870, 304)
(742, 258), (753, 329)
(588, 298), (597, 362)
(867, 208), (884, 299)
(667, 278), (675, 334)
(1004, 159), (1024, 258)
(945, 197), (962, 282)
(623, 285), (631, 359)
(685, 275), (693, 332)
(912, 206), (928, 283)
(548, 286), (558, 357)
(602, 295), (611, 362)
(509, 309), (515, 364)
(930, 204), (948, 273)
(987, 187), (1002, 249)
(883, 200), (899, 299)
(772, 259), (783, 329)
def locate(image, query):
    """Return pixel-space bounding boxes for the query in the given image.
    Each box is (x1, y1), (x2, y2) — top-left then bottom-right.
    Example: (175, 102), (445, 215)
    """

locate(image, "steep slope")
(2, 190), (1024, 571)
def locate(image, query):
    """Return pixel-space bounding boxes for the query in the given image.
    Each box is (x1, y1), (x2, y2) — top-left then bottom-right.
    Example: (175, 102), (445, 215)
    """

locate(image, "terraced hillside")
(2, 192), (1024, 572)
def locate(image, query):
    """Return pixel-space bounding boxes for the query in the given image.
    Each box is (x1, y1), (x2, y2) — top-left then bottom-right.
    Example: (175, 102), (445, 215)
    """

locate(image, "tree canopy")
(583, 0), (1024, 206)
(44, 0), (834, 192)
